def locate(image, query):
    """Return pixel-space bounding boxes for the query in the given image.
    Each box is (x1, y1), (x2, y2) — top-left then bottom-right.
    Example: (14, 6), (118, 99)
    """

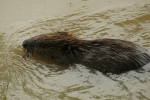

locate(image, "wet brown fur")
(22, 32), (150, 74)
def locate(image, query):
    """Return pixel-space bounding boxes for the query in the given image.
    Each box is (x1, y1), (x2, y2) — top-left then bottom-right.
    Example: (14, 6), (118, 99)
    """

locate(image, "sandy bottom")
(0, 0), (150, 100)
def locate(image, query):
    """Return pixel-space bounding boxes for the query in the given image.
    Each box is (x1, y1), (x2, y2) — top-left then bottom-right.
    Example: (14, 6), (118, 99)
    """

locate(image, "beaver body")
(22, 32), (150, 74)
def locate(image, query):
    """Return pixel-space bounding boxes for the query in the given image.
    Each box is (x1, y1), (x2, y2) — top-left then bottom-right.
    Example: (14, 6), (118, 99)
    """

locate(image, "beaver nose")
(22, 40), (28, 48)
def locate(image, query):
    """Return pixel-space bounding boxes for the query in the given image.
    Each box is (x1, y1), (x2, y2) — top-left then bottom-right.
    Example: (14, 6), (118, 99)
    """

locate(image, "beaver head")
(22, 32), (84, 62)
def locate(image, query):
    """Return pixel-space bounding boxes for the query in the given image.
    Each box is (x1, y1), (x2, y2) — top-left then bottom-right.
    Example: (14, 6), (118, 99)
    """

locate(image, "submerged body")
(22, 32), (150, 74)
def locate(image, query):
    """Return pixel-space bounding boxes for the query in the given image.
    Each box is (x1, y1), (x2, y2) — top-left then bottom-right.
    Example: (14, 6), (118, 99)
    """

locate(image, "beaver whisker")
(29, 51), (33, 56)
(22, 54), (29, 59)
(22, 48), (33, 59)
(73, 49), (81, 57)
(79, 47), (91, 53)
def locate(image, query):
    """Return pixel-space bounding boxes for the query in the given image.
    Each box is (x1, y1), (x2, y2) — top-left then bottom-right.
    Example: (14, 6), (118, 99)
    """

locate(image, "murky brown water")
(0, 2), (150, 100)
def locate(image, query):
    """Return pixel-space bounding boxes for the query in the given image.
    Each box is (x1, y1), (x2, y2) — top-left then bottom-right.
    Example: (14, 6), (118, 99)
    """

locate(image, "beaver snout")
(22, 40), (28, 49)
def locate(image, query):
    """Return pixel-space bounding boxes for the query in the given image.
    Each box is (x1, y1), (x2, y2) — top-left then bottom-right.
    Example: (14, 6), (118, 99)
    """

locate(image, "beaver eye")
(39, 44), (47, 48)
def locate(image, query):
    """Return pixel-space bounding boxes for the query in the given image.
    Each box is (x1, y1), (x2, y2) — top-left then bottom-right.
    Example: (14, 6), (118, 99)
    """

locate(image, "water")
(0, 1), (150, 100)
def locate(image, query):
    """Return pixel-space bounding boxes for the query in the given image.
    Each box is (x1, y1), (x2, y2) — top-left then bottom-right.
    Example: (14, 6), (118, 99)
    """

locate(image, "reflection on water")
(0, 4), (150, 100)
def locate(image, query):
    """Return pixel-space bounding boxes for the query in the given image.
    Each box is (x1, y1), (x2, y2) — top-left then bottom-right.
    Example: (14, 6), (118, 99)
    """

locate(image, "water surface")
(0, 1), (150, 100)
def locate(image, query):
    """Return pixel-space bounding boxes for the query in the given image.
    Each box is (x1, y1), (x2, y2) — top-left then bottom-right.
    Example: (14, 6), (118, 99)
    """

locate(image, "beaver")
(22, 32), (150, 74)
